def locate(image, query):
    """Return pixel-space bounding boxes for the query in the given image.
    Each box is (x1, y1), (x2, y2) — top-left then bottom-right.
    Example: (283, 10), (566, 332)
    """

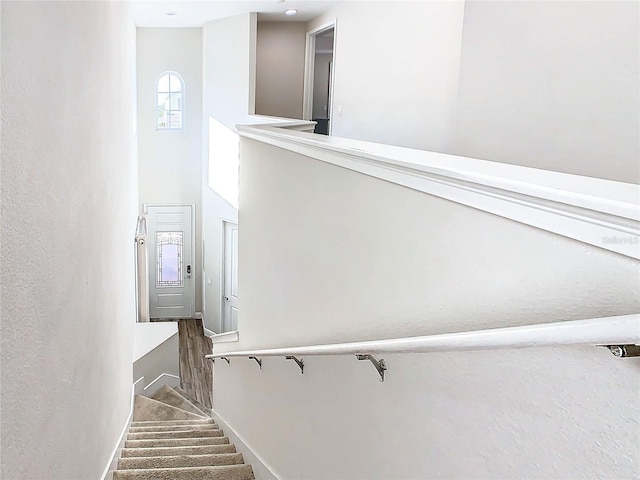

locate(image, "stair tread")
(152, 385), (208, 417)
(173, 386), (211, 416)
(129, 424), (218, 433)
(125, 437), (230, 448)
(131, 418), (214, 426)
(113, 464), (254, 480)
(127, 429), (224, 440)
(118, 453), (243, 470)
(133, 395), (206, 422)
(121, 444), (236, 457)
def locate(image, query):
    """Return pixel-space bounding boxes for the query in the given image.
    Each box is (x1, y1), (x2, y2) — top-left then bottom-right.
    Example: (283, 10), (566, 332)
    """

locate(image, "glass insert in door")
(156, 232), (184, 287)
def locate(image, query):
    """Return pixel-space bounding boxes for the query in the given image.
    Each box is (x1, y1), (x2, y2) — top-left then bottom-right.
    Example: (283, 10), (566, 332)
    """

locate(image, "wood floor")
(177, 319), (214, 409)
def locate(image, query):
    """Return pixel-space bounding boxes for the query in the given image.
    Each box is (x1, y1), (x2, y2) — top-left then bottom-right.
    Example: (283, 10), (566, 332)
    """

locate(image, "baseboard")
(204, 327), (217, 336)
(194, 311), (203, 319)
(100, 377), (144, 480)
(211, 408), (279, 480)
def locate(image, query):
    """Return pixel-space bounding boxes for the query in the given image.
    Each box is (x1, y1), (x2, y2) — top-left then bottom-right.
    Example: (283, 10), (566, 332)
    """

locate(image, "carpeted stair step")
(152, 385), (208, 417)
(129, 423), (219, 433)
(121, 444), (237, 458)
(131, 418), (214, 427)
(173, 386), (211, 416)
(112, 464), (254, 480)
(125, 437), (230, 448)
(127, 429), (224, 440)
(117, 453), (244, 469)
(133, 395), (205, 422)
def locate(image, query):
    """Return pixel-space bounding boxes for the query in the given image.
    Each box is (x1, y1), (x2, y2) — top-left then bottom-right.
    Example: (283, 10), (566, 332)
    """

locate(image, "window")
(157, 72), (184, 130)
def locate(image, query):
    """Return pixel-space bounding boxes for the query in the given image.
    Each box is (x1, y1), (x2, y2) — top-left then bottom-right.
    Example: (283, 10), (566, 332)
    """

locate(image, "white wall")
(1, 2), (138, 478)
(307, 1), (465, 152)
(213, 138), (640, 479)
(453, 1), (639, 183)
(137, 28), (203, 312)
(200, 14), (256, 332)
(255, 22), (306, 119)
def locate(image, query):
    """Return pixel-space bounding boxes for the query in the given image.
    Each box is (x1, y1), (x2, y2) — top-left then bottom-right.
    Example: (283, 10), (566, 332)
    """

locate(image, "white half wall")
(255, 21), (306, 119)
(137, 27), (203, 312)
(307, 1), (465, 152)
(212, 138), (640, 479)
(1, 2), (138, 478)
(453, 0), (640, 183)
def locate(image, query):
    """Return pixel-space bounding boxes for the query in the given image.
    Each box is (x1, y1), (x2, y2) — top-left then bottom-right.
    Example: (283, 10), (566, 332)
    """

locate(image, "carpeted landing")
(113, 385), (254, 480)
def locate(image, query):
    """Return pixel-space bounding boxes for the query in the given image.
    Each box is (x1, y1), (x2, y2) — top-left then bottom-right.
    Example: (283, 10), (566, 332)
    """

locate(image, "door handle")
(186, 265), (191, 274)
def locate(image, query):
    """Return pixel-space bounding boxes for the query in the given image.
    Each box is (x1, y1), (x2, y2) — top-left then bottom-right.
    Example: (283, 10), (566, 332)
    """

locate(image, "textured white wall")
(255, 22), (306, 119)
(453, 1), (639, 183)
(213, 138), (640, 479)
(1, 2), (138, 478)
(200, 14), (255, 332)
(137, 28), (203, 312)
(307, 1), (465, 152)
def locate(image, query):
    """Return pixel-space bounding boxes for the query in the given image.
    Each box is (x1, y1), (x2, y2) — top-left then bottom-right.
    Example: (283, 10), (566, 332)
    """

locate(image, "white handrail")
(205, 314), (639, 359)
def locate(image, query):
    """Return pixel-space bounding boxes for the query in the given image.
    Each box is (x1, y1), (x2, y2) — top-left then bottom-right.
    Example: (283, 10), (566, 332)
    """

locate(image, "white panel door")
(222, 221), (238, 332)
(147, 205), (194, 319)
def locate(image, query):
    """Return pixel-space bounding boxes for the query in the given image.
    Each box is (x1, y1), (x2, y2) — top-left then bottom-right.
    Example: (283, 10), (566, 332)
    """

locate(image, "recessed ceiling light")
(285, 9), (298, 16)
(166, 11), (177, 16)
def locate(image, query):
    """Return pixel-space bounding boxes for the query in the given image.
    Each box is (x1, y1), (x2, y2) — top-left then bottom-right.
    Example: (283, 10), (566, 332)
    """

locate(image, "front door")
(146, 205), (194, 319)
(222, 221), (238, 332)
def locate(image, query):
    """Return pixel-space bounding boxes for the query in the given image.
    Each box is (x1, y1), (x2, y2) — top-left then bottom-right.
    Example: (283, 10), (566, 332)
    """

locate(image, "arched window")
(157, 72), (184, 130)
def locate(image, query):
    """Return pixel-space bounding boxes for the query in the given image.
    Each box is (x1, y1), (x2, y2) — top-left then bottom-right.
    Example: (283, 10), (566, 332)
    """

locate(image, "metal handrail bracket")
(249, 356), (263, 369)
(356, 354), (387, 382)
(285, 356), (304, 374)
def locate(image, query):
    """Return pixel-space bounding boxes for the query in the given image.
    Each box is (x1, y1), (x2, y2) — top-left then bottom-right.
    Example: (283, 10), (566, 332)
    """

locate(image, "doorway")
(303, 22), (336, 135)
(221, 220), (238, 332)
(145, 204), (195, 319)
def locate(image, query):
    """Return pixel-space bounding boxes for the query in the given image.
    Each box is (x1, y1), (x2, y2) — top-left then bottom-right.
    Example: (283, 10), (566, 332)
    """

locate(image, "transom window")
(157, 72), (184, 130)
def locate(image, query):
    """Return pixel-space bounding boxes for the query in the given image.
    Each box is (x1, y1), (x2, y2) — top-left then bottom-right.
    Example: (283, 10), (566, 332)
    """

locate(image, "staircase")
(113, 385), (254, 479)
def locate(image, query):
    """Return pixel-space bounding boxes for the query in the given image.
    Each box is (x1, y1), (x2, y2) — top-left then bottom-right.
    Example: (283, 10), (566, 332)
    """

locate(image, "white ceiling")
(132, 0), (341, 27)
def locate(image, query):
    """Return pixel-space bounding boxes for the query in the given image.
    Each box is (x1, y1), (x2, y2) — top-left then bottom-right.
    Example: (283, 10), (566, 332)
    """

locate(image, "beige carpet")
(113, 387), (254, 480)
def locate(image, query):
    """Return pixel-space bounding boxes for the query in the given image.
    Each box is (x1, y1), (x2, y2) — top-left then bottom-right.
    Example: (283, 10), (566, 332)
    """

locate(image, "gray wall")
(312, 53), (332, 120)
(1, 2), (138, 478)
(255, 22), (306, 119)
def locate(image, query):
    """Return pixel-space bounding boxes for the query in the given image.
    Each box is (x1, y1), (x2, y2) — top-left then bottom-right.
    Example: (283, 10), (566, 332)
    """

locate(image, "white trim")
(210, 330), (239, 344)
(100, 377), (145, 480)
(303, 20), (337, 132)
(211, 408), (279, 480)
(194, 311), (203, 320)
(236, 125), (640, 259)
(142, 373), (181, 392)
(207, 314), (640, 359)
